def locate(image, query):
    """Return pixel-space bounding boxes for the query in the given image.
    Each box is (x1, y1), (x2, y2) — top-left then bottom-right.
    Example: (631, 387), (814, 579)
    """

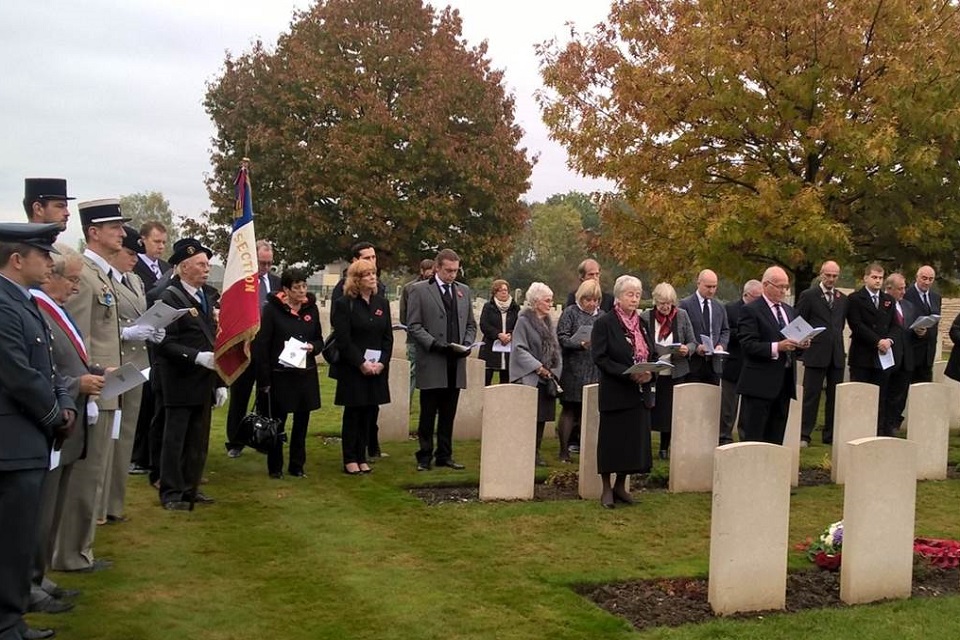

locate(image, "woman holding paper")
(640, 282), (696, 460)
(510, 282), (562, 466)
(591, 275), (657, 509)
(331, 260), (392, 475)
(478, 279), (520, 385)
(555, 279), (603, 462)
(256, 268), (323, 478)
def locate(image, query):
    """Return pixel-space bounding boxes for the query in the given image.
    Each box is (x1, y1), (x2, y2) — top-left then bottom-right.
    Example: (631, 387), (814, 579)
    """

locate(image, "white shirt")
(83, 248), (117, 281)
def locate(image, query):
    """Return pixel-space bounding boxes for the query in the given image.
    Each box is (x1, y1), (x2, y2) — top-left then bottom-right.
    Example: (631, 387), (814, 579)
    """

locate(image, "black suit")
(881, 298), (919, 435)
(846, 286), (897, 432)
(0, 278), (74, 639)
(678, 294), (729, 384)
(719, 299), (745, 443)
(736, 297), (798, 444)
(795, 284), (848, 444)
(133, 256), (171, 293)
(903, 284), (941, 382)
(156, 278), (222, 504)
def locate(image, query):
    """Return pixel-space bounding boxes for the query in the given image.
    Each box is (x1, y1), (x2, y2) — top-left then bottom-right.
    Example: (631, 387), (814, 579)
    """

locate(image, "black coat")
(133, 257), (171, 293)
(255, 292), (323, 413)
(156, 278), (222, 407)
(943, 313), (960, 382)
(795, 284), (847, 369)
(478, 299), (520, 369)
(591, 310), (656, 412)
(903, 284), (941, 370)
(736, 297), (798, 401)
(720, 299), (745, 383)
(846, 287), (896, 369)
(331, 293), (393, 407)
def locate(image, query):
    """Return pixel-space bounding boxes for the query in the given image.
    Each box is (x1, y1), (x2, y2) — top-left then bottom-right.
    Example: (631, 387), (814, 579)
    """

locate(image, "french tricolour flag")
(215, 161), (261, 385)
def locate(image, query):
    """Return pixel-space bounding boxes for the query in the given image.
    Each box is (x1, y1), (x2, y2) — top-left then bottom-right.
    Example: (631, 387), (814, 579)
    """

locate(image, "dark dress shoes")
(163, 501), (192, 511)
(75, 559), (112, 573)
(613, 489), (635, 505)
(435, 460), (465, 470)
(416, 461), (432, 471)
(46, 587), (80, 600)
(105, 514), (127, 524)
(23, 627), (56, 640)
(29, 595), (74, 614)
(192, 492), (215, 504)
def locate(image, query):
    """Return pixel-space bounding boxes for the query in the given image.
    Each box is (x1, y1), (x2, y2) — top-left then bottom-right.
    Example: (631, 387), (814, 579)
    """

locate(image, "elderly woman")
(331, 260), (393, 475)
(256, 268), (324, 479)
(510, 282), (562, 466)
(555, 279), (603, 462)
(591, 275), (657, 508)
(640, 282), (696, 460)
(479, 279), (520, 385)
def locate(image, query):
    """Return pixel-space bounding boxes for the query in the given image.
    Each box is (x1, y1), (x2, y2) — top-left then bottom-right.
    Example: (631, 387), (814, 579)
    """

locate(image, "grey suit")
(0, 277), (74, 639)
(53, 253), (123, 571)
(406, 278), (477, 465)
(678, 293), (729, 384)
(640, 308), (697, 379)
(100, 271), (148, 520)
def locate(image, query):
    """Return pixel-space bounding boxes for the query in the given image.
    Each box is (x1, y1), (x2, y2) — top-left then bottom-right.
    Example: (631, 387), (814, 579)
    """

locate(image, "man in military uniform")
(51, 199), (129, 573)
(0, 222), (76, 640)
(22, 178), (73, 230)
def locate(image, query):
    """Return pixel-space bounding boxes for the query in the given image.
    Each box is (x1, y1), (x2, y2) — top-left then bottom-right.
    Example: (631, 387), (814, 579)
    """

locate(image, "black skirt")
(597, 405), (652, 475)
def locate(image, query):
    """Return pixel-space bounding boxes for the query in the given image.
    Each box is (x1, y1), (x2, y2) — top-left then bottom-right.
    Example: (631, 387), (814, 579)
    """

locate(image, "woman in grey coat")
(555, 279), (603, 462)
(640, 282), (697, 459)
(510, 282), (562, 466)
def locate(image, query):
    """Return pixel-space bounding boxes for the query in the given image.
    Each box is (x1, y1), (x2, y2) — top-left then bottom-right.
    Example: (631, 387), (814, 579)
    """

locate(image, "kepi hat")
(78, 198), (131, 227)
(23, 178), (74, 206)
(168, 238), (212, 266)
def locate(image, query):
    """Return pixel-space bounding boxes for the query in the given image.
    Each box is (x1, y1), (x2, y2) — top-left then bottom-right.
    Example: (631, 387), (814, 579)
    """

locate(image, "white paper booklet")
(279, 338), (309, 369)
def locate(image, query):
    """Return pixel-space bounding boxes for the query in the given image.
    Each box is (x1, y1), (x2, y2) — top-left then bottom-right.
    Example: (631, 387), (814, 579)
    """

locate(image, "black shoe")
(192, 492), (215, 504)
(75, 558), (113, 573)
(568, 445), (580, 454)
(658, 449), (669, 460)
(343, 464), (362, 475)
(416, 461), (432, 472)
(227, 448), (242, 458)
(23, 628), (56, 640)
(105, 514), (127, 524)
(29, 595), (74, 614)
(359, 464), (372, 474)
(269, 472), (284, 479)
(163, 501), (192, 511)
(46, 587), (80, 600)
(288, 470), (307, 478)
(128, 463), (149, 475)
(613, 489), (634, 505)
(435, 460), (465, 470)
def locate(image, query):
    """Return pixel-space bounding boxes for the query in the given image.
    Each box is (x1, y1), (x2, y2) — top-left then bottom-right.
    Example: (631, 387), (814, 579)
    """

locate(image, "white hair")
(613, 275), (642, 298)
(523, 282), (554, 308)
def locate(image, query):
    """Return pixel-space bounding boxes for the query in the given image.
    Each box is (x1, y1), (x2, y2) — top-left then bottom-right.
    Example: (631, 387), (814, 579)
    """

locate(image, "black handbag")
(320, 333), (340, 364)
(540, 376), (562, 398)
(236, 392), (286, 454)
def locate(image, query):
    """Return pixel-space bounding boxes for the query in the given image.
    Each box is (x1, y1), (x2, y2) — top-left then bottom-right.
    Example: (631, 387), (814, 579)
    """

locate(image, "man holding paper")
(795, 260), (847, 446)
(846, 262), (897, 384)
(903, 265), (941, 383)
(736, 266), (807, 444)
(678, 269), (729, 385)
(880, 273), (919, 436)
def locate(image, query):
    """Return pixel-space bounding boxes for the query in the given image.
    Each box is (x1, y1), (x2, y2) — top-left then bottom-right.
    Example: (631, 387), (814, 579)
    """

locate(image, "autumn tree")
(119, 191), (181, 246)
(538, 0), (960, 291)
(501, 201), (590, 296)
(199, 0), (533, 273)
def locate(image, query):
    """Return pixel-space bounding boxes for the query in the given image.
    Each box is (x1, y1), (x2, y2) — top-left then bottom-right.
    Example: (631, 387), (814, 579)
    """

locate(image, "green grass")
(30, 369), (960, 639)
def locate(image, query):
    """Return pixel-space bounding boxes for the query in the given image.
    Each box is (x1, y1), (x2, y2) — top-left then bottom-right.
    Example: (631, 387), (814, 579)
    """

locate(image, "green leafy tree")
(196, 0), (533, 273)
(501, 202), (589, 296)
(538, 0), (960, 291)
(119, 191), (181, 246)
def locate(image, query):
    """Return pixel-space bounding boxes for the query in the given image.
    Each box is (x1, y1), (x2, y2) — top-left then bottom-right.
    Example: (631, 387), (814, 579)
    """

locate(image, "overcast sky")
(0, 0), (614, 246)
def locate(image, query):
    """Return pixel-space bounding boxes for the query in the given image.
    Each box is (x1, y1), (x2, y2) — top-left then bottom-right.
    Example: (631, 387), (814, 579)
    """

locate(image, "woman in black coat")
(478, 279), (520, 385)
(591, 275), (657, 509)
(255, 268), (323, 478)
(331, 260), (393, 474)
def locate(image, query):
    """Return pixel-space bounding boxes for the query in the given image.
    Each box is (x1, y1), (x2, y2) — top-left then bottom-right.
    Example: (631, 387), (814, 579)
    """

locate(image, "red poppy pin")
(834, 291), (841, 299)
(375, 308), (383, 316)
(882, 300), (891, 308)
(304, 314), (312, 322)
(457, 290), (463, 298)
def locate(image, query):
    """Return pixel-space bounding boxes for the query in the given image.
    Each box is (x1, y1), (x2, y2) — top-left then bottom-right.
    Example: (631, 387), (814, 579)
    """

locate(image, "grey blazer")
(640, 307), (697, 379)
(406, 279), (477, 390)
(509, 309), (562, 387)
(679, 293), (730, 349)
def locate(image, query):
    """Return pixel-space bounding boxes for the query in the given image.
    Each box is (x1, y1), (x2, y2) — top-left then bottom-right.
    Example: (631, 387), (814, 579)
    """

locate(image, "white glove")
(86, 399), (99, 426)
(195, 351), (216, 370)
(146, 327), (166, 344)
(214, 387), (228, 408)
(121, 325), (155, 342)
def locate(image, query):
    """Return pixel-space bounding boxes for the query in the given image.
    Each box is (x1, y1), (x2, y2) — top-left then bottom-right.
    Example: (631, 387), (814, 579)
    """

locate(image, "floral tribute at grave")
(796, 520), (960, 571)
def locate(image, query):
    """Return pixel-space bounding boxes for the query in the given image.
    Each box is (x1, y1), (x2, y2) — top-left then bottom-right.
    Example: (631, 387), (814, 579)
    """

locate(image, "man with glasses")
(718, 279), (762, 444)
(736, 267), (808, 444)
(795, 260), (848, 445)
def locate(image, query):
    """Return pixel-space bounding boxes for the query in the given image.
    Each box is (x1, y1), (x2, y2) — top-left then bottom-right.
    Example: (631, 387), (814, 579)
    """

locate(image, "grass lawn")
(30, 368), (960, 639)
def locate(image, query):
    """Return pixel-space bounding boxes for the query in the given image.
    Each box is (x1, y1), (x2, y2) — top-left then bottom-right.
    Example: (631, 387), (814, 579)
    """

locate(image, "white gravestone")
(905, 382), (951, 480)
(479, 384), (538, 500)
(379, 359), (411, 442)
(932, 361), (960, 427)
(709, 442), (792, 615)
(831, 382), (879, 484)
(783, 386), (802, 487)
(452, 357), (486, 440)
(670, 383), (721, 493)
(840, 437), (917, 605)
(578, 384), (602, 500)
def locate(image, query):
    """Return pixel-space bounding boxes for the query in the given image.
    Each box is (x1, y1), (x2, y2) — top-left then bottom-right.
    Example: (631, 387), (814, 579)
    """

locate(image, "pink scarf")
(614, 302), (649, 363)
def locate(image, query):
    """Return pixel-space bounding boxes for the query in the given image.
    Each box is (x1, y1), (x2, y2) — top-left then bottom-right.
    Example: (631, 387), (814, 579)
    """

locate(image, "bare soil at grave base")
(578, 567), (960, 631)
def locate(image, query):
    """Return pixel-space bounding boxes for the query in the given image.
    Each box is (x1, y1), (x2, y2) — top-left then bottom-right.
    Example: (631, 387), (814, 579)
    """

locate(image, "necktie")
(262, 274), (270, 293)
(702, 298), (711, 340)
(872, 293), (879, 308)
(922, 292), (931, 314)
(824, 289), (834, 309)
(774, 303), (787, 329)
(122, 274), (137, 294)
(443, 283), (452, 304)
(895, 304), (904, 327)
(151, 261), (162, 279)
(196, 288), (207, 313)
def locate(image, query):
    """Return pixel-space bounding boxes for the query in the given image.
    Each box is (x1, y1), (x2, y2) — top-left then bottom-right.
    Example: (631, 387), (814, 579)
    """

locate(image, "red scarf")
(654, 305), (677, 342)
(614, 302), (649, 363)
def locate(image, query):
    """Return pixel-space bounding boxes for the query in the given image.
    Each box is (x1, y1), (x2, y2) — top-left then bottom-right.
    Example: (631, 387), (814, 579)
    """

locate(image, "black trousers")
(417, 388), (461, 464)
(0, 467), (45, 640)
(882, 366), (911, 436)
(740, 375), (793, 445)
(687, 356), (720, 385)
(147, 371), (166, 485)
(367, 406), (381, 457)
(160, 402), (212, 504)
(800, 365), (844, 443)
(267, 410), (310, 475)
(911, 364), (933, 384)
(484, 369), (507, 385)
(130, 373), (155, 467)
(342, 405), (377, 465)
(225, 364), (257, 452)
